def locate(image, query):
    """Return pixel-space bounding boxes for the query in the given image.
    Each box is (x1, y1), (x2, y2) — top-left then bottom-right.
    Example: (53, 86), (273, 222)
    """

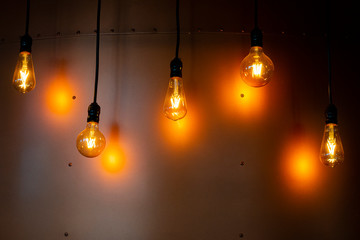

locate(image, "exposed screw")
(239, 233), (244, 238)
(68, 163), (72, 167)
(64, 232), (69, 237)
(240, 161), (245, 166)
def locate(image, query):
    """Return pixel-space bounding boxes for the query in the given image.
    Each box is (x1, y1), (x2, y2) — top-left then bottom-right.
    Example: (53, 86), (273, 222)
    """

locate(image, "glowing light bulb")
(163, 76), (187, 121)
(12, 51), (36, 93)
(240, 46), (274, 87)
(320, 123), (344, 167)
(76, 121), (106, 158)
(319, 104), (344, 167)
(76, 103), (106, 158)
(163, 57), (187, 121)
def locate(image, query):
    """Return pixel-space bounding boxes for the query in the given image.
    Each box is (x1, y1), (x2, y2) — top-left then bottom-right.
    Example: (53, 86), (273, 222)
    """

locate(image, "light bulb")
(319, 123), (344, 167)
(163, 76), (187, 121)
(76, 121), (106, 158)
(12, 51), (36, 93)
(240, 46), (274, 87)
(76, 103), (106, 158)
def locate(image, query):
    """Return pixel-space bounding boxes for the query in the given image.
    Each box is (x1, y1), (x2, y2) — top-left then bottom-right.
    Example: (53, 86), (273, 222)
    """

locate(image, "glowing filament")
(326, 129), (336, 163)
(86, 137), (96, 149)
(252, 63), (262, 78)
(19, 69), (29, 89)
(327, 138), (336, 156)
(171, 94), (181, 109)
(170, 79), (182, 116)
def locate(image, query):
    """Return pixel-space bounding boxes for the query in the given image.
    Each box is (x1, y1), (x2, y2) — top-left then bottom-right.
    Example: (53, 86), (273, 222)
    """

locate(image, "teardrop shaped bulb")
(319, 123), (344, 167)
(76, 121), (106, 158)
(13, 51), (36, 93)
(240, 46), (274, 87)
(163, 76), (187, 121)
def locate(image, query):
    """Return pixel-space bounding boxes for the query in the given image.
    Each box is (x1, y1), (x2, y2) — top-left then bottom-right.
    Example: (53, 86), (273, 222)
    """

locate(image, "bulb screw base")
(325, 103), (338, 124)
(87, 102), (101, 123)
(20, 34), (32, 53)
(251, 27), (263, 47)
(170, 57), (183, 78)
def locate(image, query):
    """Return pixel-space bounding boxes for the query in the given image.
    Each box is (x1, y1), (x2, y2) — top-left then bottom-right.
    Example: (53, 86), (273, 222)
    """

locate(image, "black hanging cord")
(254, 0), (258, 28)
(324, 0), (337, 124)
(325, 0), (333, 105)
(170, 0), (182, 78)
(175, 0), (180, 58)
(251, 0), (262, 47)
(20, 0), (32, 53)
(25, 0), (30, 35)
(93, 0), (101, 103)
(86, 0), (102, 123)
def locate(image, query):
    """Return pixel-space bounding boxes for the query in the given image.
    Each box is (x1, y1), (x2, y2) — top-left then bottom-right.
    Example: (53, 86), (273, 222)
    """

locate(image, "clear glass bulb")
(240, 46), (274, 87)
(163, 76), (187, 121)
(13, 51), (36, 93)
(319, 123), (344, 167)
(76, 121), (106, 158)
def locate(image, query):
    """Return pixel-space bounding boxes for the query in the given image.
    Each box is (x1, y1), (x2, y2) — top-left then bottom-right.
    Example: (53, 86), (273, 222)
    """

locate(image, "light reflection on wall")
(45, 77), (74, 116)
(159, 105), (202, 151)
(281, 132), (323, 196)
(101, 142), (126, 174)
(100, 124), (126, 174)
(218, 74), (268, 122)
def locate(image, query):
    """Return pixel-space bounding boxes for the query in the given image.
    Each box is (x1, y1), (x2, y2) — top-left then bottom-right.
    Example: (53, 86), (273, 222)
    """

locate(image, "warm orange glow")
(101, 143), (126, 173)
(281, 133), (322, 194)
(99, 124), (127, 174)
(160, 105), (202, 150)
(218, 76), (267, 122)
(46, 78), (74, 115)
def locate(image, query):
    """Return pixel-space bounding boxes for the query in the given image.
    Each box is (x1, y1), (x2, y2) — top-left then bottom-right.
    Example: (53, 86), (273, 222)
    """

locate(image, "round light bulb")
(240, 46), (274, 88)
(12, 51), (36, 93)
(319, 123), (344, 167)
(163, 76), (187, 121)
(76, 121), (106, 158)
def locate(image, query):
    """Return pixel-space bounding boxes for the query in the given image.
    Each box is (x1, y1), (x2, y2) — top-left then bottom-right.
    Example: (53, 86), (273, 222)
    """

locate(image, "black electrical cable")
(324, 0), (337, 124)
(250, 0), (262, 47)
(325, 0), (333, 105)
(93, 0), (101, 103)
(254, 0), (258, 28)
(175, 0), (180, 59)
(169, 0), (182, 78)
(25, 0), (30, 35)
